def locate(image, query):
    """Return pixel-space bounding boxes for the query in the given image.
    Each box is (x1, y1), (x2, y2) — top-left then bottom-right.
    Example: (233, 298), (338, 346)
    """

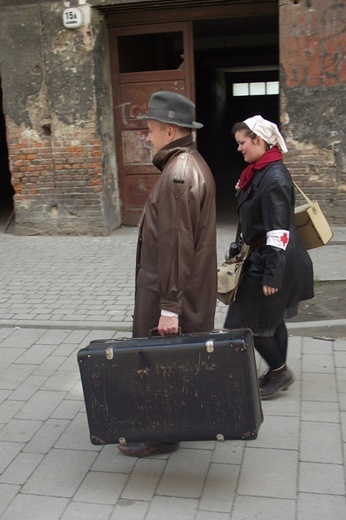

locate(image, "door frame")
(109, 21), (195, 225)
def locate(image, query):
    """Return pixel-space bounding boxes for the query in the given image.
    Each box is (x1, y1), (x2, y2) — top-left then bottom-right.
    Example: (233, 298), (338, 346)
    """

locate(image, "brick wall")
(0, 1), (120, 235)
(280, 0), (346, 226)
(1, 0), (345, 232)
(7, 117), (106, 235)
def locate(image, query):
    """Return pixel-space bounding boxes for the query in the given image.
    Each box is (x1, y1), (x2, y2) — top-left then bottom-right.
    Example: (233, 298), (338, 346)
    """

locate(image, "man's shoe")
(260, 365), (294, 399)
(118, 442), (180, 458)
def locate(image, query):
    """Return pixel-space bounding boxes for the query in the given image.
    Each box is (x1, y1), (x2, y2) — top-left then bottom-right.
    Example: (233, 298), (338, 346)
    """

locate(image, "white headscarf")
(243, 115), (288, 153)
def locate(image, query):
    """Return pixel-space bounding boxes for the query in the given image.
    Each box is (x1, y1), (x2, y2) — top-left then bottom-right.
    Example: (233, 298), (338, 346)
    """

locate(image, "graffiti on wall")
(116, 101), (148, 127)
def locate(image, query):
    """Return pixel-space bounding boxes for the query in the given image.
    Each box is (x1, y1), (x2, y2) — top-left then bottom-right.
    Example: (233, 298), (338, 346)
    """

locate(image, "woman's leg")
(274, 320), (288, 364)
(254, 320), (288, 369)
(254, 322), (293, 399)
(254, 334), (284, 370)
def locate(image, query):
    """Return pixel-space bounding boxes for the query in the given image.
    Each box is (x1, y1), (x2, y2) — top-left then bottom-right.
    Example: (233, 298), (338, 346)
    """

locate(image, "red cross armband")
(266, 229), (290, 250)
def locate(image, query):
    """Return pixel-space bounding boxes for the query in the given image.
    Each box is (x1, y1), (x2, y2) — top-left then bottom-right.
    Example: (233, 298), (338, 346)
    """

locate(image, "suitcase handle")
(148, 327), (182, 338)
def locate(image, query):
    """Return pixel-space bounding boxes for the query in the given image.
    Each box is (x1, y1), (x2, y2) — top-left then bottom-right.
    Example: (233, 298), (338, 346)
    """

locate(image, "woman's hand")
(263, 285), (278, 296)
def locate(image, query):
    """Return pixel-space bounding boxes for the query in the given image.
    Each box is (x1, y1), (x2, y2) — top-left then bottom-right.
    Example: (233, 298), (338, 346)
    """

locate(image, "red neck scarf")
(238, 146), (283, 191)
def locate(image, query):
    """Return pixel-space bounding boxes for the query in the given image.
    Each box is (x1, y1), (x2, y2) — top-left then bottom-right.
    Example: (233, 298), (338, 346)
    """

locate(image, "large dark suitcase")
(77, 329), (263, 446)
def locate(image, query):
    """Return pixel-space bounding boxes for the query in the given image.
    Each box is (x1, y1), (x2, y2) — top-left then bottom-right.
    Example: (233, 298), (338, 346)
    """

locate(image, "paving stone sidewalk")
(0, 225), (345, 333)
(0, 226), (345, 519)
(0, 326), (345, 520)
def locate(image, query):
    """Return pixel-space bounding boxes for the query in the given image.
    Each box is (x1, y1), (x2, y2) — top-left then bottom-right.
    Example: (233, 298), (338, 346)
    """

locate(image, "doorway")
(109, 22), (194, 225)
(106, 2), (279, 225)
(0, 80), (14, 232)
(193, 15), (279, 223)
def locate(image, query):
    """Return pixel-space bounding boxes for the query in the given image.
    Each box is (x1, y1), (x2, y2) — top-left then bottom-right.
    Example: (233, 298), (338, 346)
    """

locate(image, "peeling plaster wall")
(0, 1), (120, 235)
(0, 0), (345, 232)
(280, 0), (346, 225)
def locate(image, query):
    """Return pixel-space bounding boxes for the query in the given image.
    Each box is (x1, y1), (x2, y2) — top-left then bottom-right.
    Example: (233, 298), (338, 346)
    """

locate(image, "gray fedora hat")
(138, 91), (203, 129)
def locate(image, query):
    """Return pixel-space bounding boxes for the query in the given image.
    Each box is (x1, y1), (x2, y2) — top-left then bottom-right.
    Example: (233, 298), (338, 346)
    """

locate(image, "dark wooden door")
(109, 22), (194, 225)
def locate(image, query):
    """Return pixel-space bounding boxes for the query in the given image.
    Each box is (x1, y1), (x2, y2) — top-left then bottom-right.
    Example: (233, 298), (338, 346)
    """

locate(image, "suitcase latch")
(106, 347), (114, 360)
(206, 340), (214, 353)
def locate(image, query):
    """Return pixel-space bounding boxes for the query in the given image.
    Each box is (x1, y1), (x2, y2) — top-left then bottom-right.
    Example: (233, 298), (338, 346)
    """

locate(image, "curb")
(1, 318), (345, 338)
(287, 319), (346, 339)
(0, 319), (132, 332)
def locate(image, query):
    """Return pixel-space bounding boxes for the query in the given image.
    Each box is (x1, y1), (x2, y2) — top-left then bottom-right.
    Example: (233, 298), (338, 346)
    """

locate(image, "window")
(118, 32), (183, 73)
(232, 81), (279, 96)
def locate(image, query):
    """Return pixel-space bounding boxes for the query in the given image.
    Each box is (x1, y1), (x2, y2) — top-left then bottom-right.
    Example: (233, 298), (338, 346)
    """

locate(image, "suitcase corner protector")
(90, 435), (106, 445)
(242, 430), (258, 440)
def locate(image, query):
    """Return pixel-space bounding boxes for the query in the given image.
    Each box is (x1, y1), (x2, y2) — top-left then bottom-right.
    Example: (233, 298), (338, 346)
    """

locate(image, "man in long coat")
(118, 90), (217, 458)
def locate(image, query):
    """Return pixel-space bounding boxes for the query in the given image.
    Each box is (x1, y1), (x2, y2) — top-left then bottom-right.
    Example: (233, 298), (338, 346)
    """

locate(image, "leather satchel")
(293, 182), (333, 249)
(217, 244), (250, 305)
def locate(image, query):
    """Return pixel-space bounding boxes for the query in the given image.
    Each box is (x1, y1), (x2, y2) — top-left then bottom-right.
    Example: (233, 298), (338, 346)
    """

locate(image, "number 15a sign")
(63, 8), (83, 29)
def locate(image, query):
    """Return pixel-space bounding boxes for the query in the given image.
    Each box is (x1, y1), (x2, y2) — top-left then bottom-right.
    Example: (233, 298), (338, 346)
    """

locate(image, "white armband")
(266, 229), (290, 250)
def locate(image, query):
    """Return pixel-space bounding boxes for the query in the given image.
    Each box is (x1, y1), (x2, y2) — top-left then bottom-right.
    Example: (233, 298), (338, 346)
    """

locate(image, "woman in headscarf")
(225, 115), (314, 399)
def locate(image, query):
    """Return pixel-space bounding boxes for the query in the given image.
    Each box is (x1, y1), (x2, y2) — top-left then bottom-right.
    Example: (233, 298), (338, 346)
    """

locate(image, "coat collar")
(153, 135), (193, 171)
(236, 163), (273, 207)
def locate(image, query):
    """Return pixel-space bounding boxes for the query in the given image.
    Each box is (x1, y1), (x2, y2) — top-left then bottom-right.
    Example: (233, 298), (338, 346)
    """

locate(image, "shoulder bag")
(293, 181), (333, 249)
(217, 243), (250, 305)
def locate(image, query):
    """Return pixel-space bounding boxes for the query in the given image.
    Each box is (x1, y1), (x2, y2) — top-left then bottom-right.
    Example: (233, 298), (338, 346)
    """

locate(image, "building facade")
(0, 0), (344, 235)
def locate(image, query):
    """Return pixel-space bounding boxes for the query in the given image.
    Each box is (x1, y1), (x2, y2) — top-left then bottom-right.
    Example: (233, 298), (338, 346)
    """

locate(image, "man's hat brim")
(138, 114), (203, 129)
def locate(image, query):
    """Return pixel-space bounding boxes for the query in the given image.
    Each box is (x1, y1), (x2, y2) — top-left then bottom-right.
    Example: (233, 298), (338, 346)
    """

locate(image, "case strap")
(293, 181), (313, 206)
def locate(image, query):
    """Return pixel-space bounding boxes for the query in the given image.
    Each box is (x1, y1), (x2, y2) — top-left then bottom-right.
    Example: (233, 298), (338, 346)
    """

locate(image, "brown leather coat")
(132, 135), (217, 338)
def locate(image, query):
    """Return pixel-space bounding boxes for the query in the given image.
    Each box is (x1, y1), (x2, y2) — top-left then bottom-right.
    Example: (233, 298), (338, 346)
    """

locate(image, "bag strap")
(293, 181), (313, 206)
(234, 221), (242, 242)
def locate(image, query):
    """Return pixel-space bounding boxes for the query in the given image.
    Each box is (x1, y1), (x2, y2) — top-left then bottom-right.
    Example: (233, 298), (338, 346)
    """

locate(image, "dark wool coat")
(132, 135), (217, 338)
(225, 161), (314, 335)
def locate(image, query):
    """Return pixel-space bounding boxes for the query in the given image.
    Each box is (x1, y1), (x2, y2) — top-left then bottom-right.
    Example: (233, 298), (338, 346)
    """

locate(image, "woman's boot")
(260, 365), (294, 399)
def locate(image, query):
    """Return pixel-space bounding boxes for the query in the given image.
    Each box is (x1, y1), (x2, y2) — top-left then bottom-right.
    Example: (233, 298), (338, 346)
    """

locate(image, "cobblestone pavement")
(0, 226), (345, 519)
(0, 225), (345, 333)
